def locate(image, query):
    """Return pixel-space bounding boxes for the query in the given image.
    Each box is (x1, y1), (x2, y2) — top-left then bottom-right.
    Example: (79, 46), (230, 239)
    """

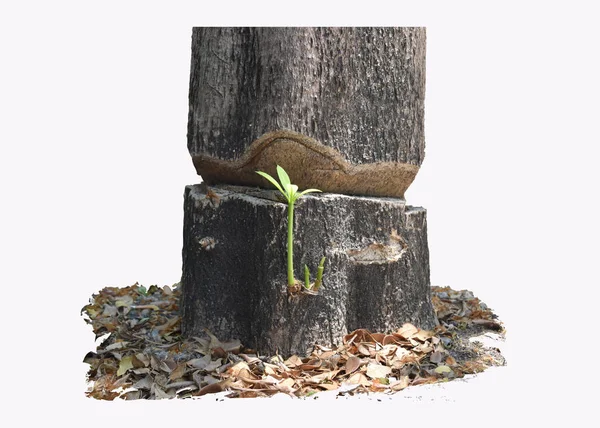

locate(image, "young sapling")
(256, 165), (327, 293)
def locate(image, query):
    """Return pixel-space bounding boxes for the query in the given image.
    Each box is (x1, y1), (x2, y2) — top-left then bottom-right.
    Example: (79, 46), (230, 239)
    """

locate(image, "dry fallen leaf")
(134, 353), (150, 367)
(346, 372), (371, 387)
(106, 341), (128, 351)
(414, 329), (434, 342)
(434, 365), (452, 375)
(430, 351), (445, 364)
(306, 370), (340, 384)
(187, 355), (212, 369)
(390, 375), (410, 391)
(396, 323), (419, 339)
(202, 358), (223, 372)
(317, 381), (340, 391)
(345, 356), (361, 374)
(274, 378), (297, 393)
(169, 363), (187, 381)
(133, 375), (154, 391)
(284, 355), (303, 368)
(196, 379), (233, 396)
(357, 344), (372, 356)
(228, 361), (251, 377)
(117, 355), (133, 376)
(366, 363), (392, 379)
(115, 295), (134, 308)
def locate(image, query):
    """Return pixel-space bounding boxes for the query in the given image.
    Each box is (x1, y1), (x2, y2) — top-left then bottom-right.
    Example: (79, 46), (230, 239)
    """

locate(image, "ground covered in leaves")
(81, 284), (506, 400)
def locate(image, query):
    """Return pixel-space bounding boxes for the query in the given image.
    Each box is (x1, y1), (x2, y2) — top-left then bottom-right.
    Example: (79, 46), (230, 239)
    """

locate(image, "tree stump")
(187, 27), (426, 199)
(180, 184), (437, 357)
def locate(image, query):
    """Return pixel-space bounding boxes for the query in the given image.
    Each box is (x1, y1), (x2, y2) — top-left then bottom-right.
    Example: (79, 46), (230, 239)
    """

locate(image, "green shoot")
(313, 257), (326, 291)
(256, 165), (325, 290)
(304, 265), (310, 289)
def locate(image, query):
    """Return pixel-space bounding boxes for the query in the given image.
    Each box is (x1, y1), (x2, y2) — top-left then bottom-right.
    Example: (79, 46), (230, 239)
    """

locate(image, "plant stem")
(314, 257), (326, 290)
(287, 200), (295, 286)
(304, 265), (310, 289)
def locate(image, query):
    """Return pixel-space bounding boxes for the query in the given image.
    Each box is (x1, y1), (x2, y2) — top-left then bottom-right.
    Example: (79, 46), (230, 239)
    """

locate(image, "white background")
(1, 0), (598, 425)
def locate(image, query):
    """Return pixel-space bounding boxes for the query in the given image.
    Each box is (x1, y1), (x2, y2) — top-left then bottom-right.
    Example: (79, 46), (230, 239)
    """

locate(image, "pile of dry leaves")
(81, 283), (505, 400)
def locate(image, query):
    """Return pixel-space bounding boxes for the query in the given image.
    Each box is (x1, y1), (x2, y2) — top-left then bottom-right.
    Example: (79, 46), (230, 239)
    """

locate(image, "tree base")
(180, 184), (438, 357)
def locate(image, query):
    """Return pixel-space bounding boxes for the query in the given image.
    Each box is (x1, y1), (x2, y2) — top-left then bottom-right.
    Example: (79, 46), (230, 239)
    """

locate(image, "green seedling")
(256, 165), (326, 292)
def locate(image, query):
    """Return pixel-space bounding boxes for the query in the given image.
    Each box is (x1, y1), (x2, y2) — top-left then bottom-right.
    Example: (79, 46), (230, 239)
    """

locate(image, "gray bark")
(180, 184), (438, 357)
(187, 27), (426, 199)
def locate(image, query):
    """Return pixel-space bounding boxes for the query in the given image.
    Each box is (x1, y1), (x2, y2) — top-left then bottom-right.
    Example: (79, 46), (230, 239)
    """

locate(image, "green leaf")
(298, 188), (322, 196)
(293, 188), (322, 203)
(288, 184), (299, 200)
(256, 170), (286, 197)
(276, 165), (292, 194)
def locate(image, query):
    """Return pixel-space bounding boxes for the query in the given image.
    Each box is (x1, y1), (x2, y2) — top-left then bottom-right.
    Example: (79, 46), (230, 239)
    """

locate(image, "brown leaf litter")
(81, 283), (506, 400)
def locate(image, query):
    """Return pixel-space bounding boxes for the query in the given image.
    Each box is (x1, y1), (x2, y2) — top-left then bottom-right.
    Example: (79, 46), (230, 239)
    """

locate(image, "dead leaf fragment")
(284, 355), (303, 368)
(306, 370), (340, 384)
(134, 353), (150, 367)
(317, 381), (340, 391)
(169, 363), (187, 381)
(430, 351), (445, 364)
(196, 379), (233, 397)
(203, 358), (222, 372)
(133, 375), (154, 390)
(298, 359), (322, 370)
(274, 378), (297, 393)
(158, 359), (176, 373)
(211, 347), (227, 358)
(366, 363), (392, 379)
(115, 295), (134, 308)
(390, 375), (410, 391)
(396, 323), (419, 339)
(105, 341), (128, 351)
(414, 329), (434, 342)
(117, 355), (133, 376)
(345, 356), (361, 374)
(472, 319), (503, 331)
(156, 316), (180, 333)
(227, 361), (251, 377)
(346, 372), (371, 387)
(434, 365), (453, 375)
(357, 344), (372, 356)
(187, 355), (212, 369)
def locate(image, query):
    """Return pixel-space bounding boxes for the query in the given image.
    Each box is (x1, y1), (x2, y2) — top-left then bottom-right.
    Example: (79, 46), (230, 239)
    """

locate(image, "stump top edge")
(184, 183), (423, 209)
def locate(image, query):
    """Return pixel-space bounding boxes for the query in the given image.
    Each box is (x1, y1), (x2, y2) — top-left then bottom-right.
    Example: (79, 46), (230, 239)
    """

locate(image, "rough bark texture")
(187, 27), (426, 198)
(180, 184), (438, 357)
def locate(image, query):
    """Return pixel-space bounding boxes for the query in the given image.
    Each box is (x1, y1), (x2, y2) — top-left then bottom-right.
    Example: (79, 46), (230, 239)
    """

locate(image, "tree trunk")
(180, 184), (437, 357)
(180, 27), (436, 357)
(187, 27), (426, 199)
